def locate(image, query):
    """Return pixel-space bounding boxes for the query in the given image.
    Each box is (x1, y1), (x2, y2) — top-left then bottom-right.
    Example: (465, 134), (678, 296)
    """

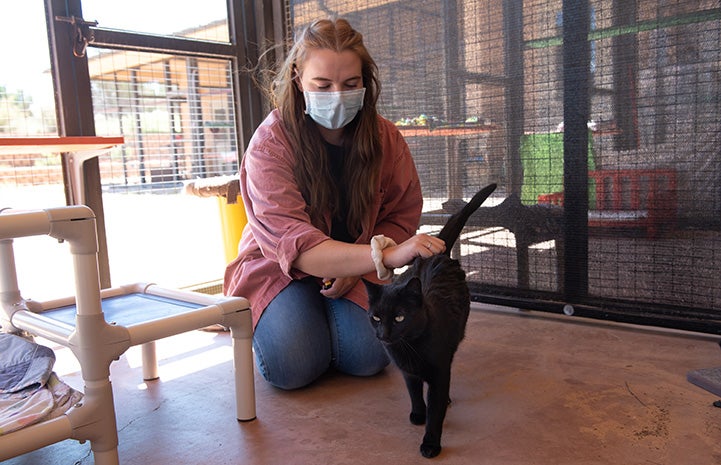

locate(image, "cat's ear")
(405, 277), (423, 302)
(362, 278), (382, 304)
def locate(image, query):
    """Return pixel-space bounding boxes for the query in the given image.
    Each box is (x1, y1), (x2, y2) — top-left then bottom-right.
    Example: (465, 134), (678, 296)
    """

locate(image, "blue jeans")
(253, 278), (390, 390)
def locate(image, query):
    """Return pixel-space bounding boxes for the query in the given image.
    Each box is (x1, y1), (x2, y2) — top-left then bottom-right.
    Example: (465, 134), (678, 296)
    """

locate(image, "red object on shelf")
(538, 168), (678, 239)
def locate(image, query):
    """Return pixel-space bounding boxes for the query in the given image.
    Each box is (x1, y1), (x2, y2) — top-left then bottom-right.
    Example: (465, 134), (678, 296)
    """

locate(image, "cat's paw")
(420, 442), (441, 458)
(409, 411), (426, 425)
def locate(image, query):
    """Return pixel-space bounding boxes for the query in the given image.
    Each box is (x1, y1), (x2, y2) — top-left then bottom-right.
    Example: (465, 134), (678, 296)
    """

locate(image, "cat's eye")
(371, 315), (381, 322)
(394, 315), (405, 323)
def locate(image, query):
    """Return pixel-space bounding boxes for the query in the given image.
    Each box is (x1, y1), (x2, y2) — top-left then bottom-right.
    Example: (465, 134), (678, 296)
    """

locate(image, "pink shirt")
(223, 109), (422, 327)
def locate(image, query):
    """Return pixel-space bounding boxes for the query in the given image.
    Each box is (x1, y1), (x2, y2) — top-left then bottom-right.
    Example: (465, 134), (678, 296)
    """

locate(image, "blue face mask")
(303, 88), (366, 129)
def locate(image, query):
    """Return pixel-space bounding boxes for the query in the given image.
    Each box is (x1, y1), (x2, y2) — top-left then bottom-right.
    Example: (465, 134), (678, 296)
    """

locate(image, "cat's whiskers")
(395, 337), (423, 372)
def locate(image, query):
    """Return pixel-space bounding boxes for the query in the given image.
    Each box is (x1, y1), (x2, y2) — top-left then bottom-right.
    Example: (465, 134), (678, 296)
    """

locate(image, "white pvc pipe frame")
(0, 206), (255, 464)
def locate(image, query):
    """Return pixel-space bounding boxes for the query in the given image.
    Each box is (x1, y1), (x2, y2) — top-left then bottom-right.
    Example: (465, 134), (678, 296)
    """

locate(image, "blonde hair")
(271, 17), (382, 237)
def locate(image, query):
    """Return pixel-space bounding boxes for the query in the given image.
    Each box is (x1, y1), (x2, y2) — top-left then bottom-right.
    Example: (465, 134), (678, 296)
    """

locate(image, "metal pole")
(562, 0), (590, 299)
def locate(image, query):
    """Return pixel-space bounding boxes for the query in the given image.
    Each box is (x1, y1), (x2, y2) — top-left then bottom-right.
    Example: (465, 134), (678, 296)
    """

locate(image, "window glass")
(82, 0), (229, 42)
(0, 2), (56, 136)
(91, 49), (238, 288)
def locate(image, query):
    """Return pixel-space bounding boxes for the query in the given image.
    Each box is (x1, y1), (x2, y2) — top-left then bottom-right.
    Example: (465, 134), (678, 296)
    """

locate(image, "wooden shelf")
(397, 124), (497, 137)
(0, 136), (124, 156)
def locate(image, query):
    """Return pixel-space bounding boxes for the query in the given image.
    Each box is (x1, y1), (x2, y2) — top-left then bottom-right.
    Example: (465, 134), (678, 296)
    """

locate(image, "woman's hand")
(320, 276), (360, 299)
(293, 234), (445, 281)
(382, 234), (446, 269)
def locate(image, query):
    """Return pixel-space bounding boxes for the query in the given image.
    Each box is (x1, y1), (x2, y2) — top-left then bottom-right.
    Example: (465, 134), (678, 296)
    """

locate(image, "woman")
(224, 17), (445, 390)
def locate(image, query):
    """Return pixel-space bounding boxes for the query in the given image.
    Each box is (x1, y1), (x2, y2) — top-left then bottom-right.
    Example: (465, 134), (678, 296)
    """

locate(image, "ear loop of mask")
(292, 64), (302, 92)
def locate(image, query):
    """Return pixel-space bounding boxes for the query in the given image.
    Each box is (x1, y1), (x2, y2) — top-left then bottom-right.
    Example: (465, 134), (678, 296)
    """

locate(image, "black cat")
(364, 183), (496, 458)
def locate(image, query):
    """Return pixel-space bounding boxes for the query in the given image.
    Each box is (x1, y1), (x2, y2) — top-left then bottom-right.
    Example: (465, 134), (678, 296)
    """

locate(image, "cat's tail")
(437, 183), (497, 255)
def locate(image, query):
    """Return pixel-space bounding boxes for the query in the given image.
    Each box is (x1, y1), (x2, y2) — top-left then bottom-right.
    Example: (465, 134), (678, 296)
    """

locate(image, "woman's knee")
(253, 280), (332, 390)
(326, 300), (389, 376)
(253, 335), (330, 390)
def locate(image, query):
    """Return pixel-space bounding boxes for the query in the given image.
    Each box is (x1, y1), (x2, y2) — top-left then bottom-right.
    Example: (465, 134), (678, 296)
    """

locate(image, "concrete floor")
(5, 304), (721, 465)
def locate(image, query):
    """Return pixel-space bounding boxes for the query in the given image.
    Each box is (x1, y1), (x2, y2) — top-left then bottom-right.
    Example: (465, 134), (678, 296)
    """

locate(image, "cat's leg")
(420, 369), (451, 458)
(402, 372), (426, 425)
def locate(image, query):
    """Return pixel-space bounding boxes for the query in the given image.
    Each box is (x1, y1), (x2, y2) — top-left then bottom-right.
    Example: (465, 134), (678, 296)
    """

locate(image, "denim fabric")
(0, 333), (55, 393)
(252, 278), (389, 390)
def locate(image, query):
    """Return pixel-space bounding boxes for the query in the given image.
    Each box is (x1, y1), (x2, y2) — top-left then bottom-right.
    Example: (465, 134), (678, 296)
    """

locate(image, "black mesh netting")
(289, 0), (721, 332)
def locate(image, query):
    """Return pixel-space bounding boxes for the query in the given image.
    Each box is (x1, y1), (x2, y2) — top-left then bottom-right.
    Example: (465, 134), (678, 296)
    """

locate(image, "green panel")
(520, 132), (595, 206)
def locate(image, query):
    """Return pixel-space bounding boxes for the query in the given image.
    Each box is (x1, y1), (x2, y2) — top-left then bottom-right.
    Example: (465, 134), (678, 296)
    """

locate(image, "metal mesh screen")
(583, 2), (721, 312)
(288, 0), (721, 332)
